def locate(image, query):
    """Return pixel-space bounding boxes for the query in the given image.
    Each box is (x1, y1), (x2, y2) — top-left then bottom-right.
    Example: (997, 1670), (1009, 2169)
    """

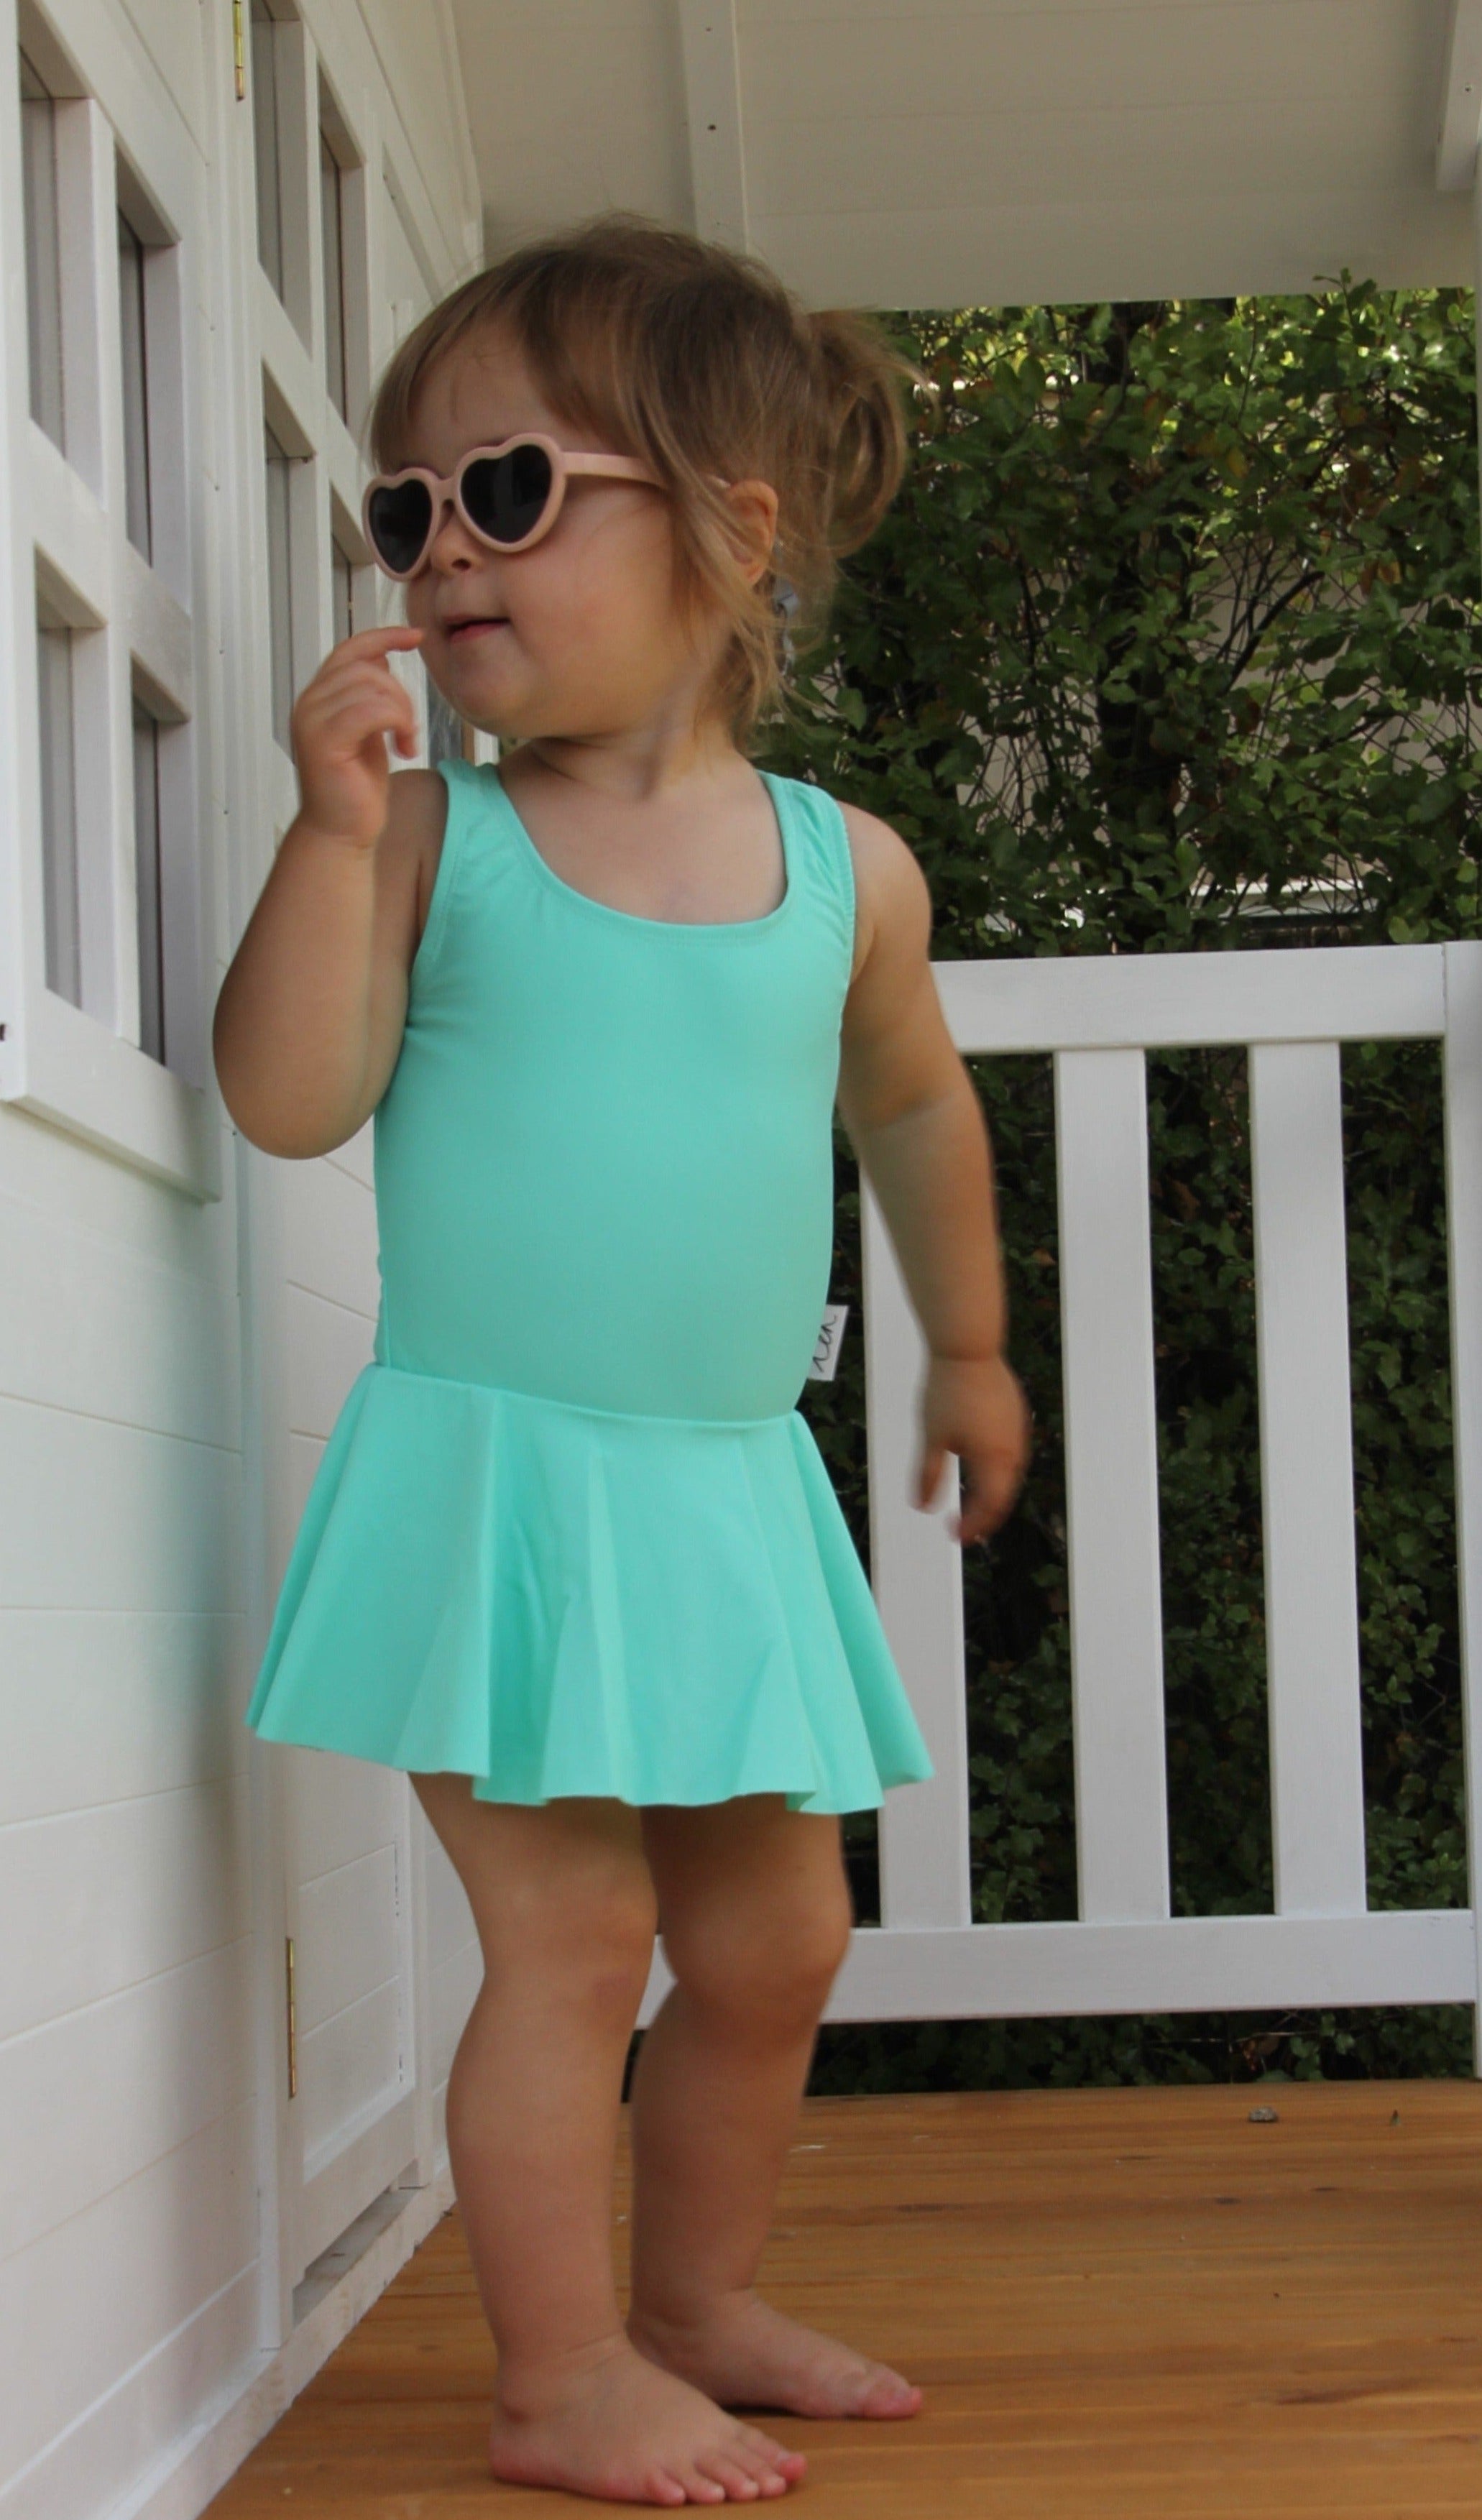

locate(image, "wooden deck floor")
(208, 2079), (1482, 2516)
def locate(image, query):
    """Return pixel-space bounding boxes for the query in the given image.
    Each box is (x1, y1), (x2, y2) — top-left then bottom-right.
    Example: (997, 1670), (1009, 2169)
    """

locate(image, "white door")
(272, 1118), (428, 2286)
(259, 173), (456, 2301)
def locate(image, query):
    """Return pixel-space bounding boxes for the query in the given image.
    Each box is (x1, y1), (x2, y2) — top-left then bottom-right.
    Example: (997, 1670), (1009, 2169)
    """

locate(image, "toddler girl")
(216, 216), (1028, 2507)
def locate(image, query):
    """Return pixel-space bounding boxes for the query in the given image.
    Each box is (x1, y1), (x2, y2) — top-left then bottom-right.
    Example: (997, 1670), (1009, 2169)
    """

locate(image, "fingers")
(954, 1450), (1022, 1546)
(335, 624), (426, 655)
(303, 689), (418, 764)
(916, 1443), (1027, 1545)
(295, 656), (421, 760)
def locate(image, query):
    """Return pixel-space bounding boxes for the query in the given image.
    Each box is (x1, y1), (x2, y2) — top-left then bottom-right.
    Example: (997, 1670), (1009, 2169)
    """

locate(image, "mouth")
(444, 615), (510, 643)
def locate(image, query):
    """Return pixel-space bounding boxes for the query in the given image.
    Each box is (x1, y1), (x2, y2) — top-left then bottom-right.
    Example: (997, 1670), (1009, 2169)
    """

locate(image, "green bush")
(763, 287), (1482, 2089)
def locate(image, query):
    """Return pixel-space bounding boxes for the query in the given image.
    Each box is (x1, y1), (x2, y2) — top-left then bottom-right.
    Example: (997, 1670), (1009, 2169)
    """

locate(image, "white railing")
(639, 942), (1482, 2058)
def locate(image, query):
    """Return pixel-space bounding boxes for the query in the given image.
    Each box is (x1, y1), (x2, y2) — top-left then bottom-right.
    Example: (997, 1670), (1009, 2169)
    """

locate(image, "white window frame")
(376, 144), (494, 772)
(246, 12), (492, 862)
(317, 70), (369, 439)
(249, 0), (312, 346)
(252, 6), (376, 846)
(0, 3), (215, 1200)
(19, 41), (67, 453)
(330, 497), (373, 649)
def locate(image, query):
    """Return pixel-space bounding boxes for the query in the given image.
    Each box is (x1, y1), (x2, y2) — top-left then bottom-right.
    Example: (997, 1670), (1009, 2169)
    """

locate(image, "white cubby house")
(2, 5), (1482, 2518)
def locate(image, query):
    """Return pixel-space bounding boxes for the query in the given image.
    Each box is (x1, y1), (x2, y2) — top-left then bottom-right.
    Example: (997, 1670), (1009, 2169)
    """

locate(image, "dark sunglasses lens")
(367, 479), (433, 573)
(463, 443), (554, 546)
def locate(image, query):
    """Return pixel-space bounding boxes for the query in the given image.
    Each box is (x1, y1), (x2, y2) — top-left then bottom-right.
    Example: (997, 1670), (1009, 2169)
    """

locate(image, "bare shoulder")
(379, 765), (451, 962)
(836, 797), (933, 983)
(352, 767), (451, 1124)
(834, 797), (956, 1119)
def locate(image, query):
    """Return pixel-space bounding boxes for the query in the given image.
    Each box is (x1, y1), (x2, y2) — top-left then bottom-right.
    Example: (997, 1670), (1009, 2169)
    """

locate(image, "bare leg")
(626, 1796), (922, 2421)
(410, 1774), (809, 2504)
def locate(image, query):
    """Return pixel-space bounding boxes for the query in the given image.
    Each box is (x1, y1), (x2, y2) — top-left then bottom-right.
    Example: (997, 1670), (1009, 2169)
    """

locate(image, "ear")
(722, 478), (781, 587)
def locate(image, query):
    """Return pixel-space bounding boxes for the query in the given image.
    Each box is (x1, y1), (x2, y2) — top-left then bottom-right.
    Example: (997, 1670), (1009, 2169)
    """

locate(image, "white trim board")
(638, 1912), (1476, 2029)
(91, 2162), (454, 2520)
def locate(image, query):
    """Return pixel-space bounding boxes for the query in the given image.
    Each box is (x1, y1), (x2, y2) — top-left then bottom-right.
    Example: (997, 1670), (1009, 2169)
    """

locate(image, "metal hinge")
(285, 1933), (298, 2098)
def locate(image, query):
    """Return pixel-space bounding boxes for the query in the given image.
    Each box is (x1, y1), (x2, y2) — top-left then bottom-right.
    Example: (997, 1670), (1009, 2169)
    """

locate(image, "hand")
(914, 1352), (1031, 1546)
(289, 625), (426, 850)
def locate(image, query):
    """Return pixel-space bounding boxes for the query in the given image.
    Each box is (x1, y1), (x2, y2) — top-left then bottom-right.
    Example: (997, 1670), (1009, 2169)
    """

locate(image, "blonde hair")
(365, 213), (915, 742)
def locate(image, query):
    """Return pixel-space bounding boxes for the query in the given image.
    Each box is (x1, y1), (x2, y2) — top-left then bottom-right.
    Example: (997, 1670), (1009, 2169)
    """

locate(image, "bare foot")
(629, 2292), (923, 2422)
(488, 2332), (808, 2506)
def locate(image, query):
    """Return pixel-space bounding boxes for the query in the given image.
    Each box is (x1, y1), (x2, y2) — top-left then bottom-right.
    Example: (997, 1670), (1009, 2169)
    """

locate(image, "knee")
(482, 1857), (658, 2025)
(571, 1876), (661, 2016)
(664, 1878), (853, 2033)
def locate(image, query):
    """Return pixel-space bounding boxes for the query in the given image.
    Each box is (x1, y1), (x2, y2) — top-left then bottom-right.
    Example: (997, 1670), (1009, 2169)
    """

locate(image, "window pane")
(117, 206), (152, 560)
(36, 617), (80, 1004)
(319, 124), (347, 420)
(264, 420), (295, 750)
(132, 702), (166, 1063)
(331, 536), (354, 647)
(19, 50), (65, 449)
(251, 1), (283, 298)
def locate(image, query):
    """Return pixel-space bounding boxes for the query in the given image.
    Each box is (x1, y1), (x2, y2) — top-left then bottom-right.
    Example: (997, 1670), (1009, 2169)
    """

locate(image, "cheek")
(530, 515), (684, 666)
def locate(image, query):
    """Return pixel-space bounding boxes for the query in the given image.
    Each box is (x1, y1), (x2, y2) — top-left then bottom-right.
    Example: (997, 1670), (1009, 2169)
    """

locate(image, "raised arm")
(213, 625), (444, 1158)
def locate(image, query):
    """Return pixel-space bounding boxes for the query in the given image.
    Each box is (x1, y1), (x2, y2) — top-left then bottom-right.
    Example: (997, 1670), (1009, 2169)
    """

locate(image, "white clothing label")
(808, 1304), (850, 1381)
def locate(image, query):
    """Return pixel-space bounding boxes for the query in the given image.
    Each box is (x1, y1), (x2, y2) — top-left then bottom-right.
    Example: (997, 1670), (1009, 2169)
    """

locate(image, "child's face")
(398, 328), (727, 744)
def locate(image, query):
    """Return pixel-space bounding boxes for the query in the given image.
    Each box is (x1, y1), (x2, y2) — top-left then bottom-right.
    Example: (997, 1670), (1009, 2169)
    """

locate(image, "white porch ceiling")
(448, 0), (1476, 308)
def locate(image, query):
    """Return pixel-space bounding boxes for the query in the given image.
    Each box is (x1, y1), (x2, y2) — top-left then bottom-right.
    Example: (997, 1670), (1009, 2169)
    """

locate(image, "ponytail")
(808, 307), (913, 557)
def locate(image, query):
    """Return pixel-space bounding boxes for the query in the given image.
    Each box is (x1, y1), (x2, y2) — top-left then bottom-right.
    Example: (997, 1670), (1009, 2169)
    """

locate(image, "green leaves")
(768, 284), (1482, 972)
(780, 286), (1478, 2094)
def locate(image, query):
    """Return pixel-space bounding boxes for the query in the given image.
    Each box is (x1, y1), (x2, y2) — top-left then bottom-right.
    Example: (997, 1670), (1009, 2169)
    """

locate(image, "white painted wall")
(0, 4), (483, 2516)
(4, 5), (1476, 2515)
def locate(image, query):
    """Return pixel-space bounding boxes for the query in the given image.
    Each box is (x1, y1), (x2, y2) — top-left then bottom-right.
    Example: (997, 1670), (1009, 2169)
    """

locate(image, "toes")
(738, 2422), (804, 2473)
(699, 2454), (762, 2500)
(855, 2365), (922, 2419)
(671, 2464), (728, 2505)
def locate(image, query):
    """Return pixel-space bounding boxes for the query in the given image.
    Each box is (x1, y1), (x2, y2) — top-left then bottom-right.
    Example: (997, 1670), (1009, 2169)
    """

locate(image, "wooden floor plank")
(206, 2081), (1482, 2515)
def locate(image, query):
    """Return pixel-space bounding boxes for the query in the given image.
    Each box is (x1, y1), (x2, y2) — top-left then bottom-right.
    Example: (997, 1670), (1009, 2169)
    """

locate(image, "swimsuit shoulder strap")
(408, 755), (484, 988)
(757, 771), (856, 980)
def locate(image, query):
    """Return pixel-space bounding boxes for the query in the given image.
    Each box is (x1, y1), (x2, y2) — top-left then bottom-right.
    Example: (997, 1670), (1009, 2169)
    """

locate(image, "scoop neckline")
(484, 761), (798, 937)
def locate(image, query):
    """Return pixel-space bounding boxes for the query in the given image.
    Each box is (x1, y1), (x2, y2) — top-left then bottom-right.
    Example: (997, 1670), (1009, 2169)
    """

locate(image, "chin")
(445, 660), (531, 727)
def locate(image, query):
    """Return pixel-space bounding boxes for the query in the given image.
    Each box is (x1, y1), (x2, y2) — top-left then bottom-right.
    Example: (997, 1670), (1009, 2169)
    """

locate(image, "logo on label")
(807, 1304), (850, 1382)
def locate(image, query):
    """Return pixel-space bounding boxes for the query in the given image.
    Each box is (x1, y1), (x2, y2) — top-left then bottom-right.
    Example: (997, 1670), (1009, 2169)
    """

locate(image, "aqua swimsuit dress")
(243, 758), (934, 1814)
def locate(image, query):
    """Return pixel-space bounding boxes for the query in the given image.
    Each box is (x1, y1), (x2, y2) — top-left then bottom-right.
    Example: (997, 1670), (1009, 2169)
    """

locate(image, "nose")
(425, 492), (482, 571)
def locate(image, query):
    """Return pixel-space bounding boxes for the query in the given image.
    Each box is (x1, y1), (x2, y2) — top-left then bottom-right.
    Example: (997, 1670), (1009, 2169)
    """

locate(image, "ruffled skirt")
(244, 1363), (934, 1814)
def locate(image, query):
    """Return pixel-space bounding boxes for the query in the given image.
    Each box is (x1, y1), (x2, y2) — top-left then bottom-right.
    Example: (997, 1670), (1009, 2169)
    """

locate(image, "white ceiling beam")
(678, 1), (749, 251)
(1437, 0), (1482, 190)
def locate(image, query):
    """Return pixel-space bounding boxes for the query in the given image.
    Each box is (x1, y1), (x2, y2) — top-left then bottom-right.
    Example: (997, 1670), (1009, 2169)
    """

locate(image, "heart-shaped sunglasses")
(361, 431), (662, 579)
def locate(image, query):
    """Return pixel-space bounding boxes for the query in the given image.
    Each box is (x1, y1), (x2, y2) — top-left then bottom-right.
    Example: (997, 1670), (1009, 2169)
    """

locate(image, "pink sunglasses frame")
(360, 431), (663, 579)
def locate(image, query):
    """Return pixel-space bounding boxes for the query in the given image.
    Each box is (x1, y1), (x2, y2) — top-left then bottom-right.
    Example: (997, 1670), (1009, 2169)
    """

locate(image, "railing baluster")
(862, 1179), (973, 1930)
(1055, 1048), (1170, 1922)
(1248, 1041), (1367, 1916)
(1442, 942), (1482, 2068)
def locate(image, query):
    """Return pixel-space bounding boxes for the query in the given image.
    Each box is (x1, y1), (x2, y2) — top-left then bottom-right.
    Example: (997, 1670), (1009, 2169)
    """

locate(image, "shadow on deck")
(207, 2079), (1482, 2515)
